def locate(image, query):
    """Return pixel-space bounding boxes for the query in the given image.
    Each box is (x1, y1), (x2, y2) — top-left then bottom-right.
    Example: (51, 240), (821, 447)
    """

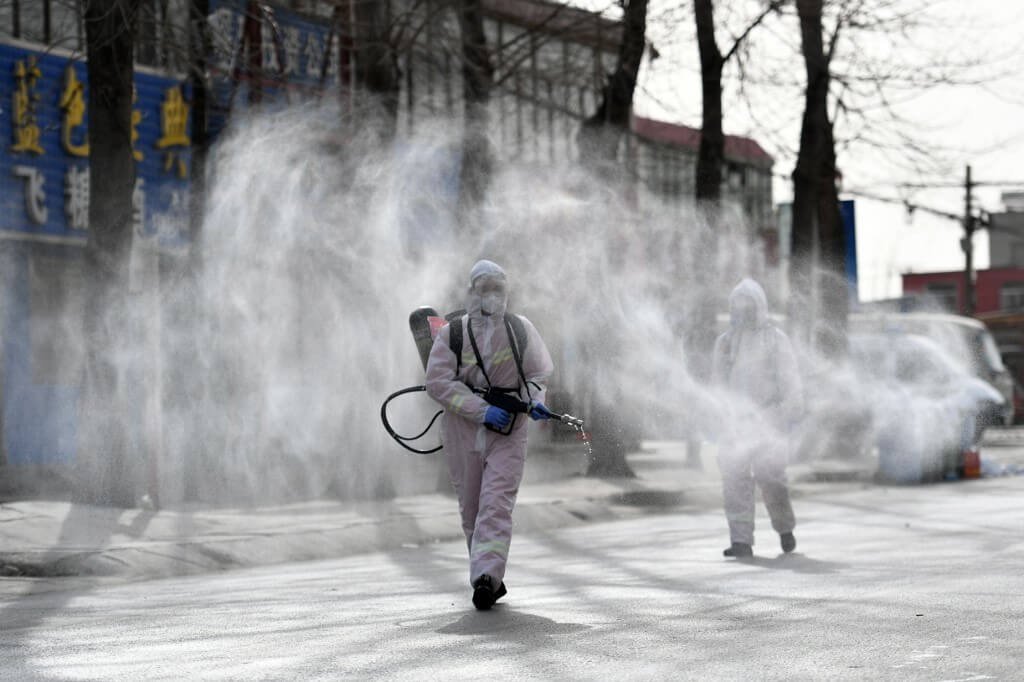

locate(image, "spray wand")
(531, 403), (585, 429)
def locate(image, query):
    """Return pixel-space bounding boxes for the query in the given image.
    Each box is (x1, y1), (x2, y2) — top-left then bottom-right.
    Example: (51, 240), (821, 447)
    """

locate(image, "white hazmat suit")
(711, 278), (802, 555)
(425, 260), (554, 605)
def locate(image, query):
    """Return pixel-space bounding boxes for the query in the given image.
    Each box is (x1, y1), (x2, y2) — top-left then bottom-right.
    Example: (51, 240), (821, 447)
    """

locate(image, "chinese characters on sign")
(13, 166), (47, 223)
(156, 86), (191, 179)
(64, 164), (89, 230)
(59, 65), (89, 157)
(12, 56), (44, 155)
(2, 42), (191, 244)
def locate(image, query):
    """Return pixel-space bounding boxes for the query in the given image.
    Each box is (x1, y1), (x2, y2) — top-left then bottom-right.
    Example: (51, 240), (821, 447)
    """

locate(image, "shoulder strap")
(466, 319), (492, 388)
(504, 314), (533, 401)
(448, 315), (464, 377)
(506, 313), (529, 356)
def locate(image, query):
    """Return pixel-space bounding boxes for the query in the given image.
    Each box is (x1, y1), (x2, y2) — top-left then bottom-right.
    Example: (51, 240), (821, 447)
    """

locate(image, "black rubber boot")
(472, 575), (497, 610)
(780, 532), (797, 553)
(723, 542), (753, 559)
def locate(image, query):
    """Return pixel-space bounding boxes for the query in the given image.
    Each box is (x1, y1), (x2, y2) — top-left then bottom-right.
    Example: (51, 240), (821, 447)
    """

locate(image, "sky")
(584, 0), (1024, 302)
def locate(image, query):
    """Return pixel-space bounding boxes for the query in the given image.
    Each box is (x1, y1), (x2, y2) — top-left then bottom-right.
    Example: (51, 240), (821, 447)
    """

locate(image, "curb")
(0, 455), (876, 584)
(0, 484), (681, 581)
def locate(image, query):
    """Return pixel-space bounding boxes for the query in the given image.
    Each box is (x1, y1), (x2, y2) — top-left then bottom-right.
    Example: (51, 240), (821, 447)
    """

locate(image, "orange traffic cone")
(961, 447), (981, 479)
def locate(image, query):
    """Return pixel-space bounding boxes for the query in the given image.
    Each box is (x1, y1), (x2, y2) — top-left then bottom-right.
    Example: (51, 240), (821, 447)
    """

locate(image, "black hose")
(380, 385), (444, 454)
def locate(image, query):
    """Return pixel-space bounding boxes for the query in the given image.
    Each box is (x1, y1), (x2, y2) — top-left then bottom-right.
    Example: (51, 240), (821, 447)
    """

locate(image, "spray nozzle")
(558, 413), (585, 429)
(533, 403), (584, 429)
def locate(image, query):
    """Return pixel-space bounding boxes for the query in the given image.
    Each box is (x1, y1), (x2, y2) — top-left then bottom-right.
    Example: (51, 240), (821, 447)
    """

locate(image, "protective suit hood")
(713, 277), (803, 427)
(729, 278), (769, 330)
(466, 259), (509, 319)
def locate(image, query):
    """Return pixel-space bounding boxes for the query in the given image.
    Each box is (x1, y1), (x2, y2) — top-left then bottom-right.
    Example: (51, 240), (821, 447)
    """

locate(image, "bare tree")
(694, 0), (784, 204)
(455, 0), (495, 215)
(688, 0), (785, 431)
(682, 0), (993, 358)
(77, 0), (142, 506)
(579, 0), (647, 168)
(575, 0), (649, 479)
(791, 0), (845, 357)
(353, 0), (403, 137)
(188, 0), (212, 245)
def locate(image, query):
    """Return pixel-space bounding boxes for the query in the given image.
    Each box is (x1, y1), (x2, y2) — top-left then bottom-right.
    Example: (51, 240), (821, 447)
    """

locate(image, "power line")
(895, 180), (1024, 189)
(850, 168), (1024, 317)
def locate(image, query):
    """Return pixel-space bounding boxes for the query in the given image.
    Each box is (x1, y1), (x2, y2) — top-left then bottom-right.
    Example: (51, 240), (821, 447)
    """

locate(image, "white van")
(847, 312), (1013, 426)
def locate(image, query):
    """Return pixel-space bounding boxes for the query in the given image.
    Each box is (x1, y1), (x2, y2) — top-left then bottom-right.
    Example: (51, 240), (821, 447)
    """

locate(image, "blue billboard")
(0, 39), (191, 246)
(841, 199), (858, 304)
(0, 40), (192, 467)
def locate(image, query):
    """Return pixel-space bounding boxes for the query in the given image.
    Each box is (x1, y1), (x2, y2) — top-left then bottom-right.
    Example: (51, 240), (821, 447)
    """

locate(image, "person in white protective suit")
(425, 260), (554, 610)
(711, 278), (803, 559)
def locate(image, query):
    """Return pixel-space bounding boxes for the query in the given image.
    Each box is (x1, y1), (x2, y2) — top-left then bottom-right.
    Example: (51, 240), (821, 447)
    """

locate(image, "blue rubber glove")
(529, 401), (553, 421)
(484, 406), (512, 429)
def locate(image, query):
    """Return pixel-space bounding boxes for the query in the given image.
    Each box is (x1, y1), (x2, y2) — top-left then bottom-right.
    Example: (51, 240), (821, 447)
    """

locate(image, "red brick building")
(902, 267), (1024, 315)
(904, 268), (1024, 413)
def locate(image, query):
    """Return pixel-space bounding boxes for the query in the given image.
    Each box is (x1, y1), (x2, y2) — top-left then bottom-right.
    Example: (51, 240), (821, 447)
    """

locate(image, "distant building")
(901, 193), (1024, 400)
(988, 199), (1024, 270)
(631, 116), (774, 229)
(902, 268), (1024, 315)
(903, 192), (1024, 315)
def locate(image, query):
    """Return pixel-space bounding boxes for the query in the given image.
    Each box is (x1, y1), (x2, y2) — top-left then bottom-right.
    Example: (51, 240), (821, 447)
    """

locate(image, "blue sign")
(840, 199), (858, 303)
(1, 40), (191, 246)
(0, 40), (192, 466)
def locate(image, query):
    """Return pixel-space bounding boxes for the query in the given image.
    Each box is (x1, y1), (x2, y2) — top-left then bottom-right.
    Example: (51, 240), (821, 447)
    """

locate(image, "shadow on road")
(0, 502), (156, 681)
(740, 553), (846, 574)
(436, 607), (590, 637)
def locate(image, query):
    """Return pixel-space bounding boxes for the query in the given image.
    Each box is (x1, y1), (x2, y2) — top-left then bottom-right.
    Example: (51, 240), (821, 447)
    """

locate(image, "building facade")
(631, 115), (774, 229)
(902, 268), (1024, 316)
(903, 193), (1024, 315)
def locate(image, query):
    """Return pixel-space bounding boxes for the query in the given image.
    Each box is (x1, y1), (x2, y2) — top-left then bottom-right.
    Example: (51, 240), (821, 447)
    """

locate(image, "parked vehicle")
(847, 332), (1004, 483)
(974, 311), (1024, 424)
(848, 312), (1013, 427)
(712, 310), (1009, 481)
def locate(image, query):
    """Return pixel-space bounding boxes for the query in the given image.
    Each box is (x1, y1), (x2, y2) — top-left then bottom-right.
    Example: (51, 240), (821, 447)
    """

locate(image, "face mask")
(732, 300), (757, 329)
(481, 292), (504, 316)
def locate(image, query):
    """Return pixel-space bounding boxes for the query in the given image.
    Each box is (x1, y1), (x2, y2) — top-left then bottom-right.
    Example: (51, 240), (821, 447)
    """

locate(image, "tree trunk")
(690, 0), (725, 373)
(694, 0), (724, 204)
(579, 0), (648, 166)
(684, 0), (729, 468)
(77, 0), (141, 506)
(815, 119), (847, 357)
(354, 0), (400, 138)
(791, 0), (846, 357)
(188, 0), (210, 247)
(456, 0), (494, 216)
(170, 0), (212, 502)
(578, 0), (648, 479)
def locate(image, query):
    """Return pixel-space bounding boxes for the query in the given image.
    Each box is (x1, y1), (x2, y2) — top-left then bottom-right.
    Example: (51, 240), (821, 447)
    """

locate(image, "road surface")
(2, 476), (1022, 680)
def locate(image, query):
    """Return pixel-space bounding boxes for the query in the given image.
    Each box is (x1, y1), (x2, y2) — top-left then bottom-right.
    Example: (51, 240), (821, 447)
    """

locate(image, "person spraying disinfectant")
(425, 260), (554, 610)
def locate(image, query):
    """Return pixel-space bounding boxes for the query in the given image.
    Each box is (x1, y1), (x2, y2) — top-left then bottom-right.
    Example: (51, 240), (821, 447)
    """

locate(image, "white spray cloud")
(141, 101), (999, 504)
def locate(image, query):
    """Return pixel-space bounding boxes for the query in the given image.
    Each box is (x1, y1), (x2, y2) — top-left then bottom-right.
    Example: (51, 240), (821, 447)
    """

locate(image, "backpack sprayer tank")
(380, 306), (585, 454)
(409, 306), (446, 371)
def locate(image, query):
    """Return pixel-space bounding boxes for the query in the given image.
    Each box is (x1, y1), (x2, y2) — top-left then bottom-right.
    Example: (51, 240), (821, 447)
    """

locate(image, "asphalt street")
(1, 475), (1022, 681)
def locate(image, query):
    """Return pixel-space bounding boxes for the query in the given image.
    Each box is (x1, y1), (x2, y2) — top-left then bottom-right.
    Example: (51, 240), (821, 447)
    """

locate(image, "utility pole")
(962, 164), (975, 316)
